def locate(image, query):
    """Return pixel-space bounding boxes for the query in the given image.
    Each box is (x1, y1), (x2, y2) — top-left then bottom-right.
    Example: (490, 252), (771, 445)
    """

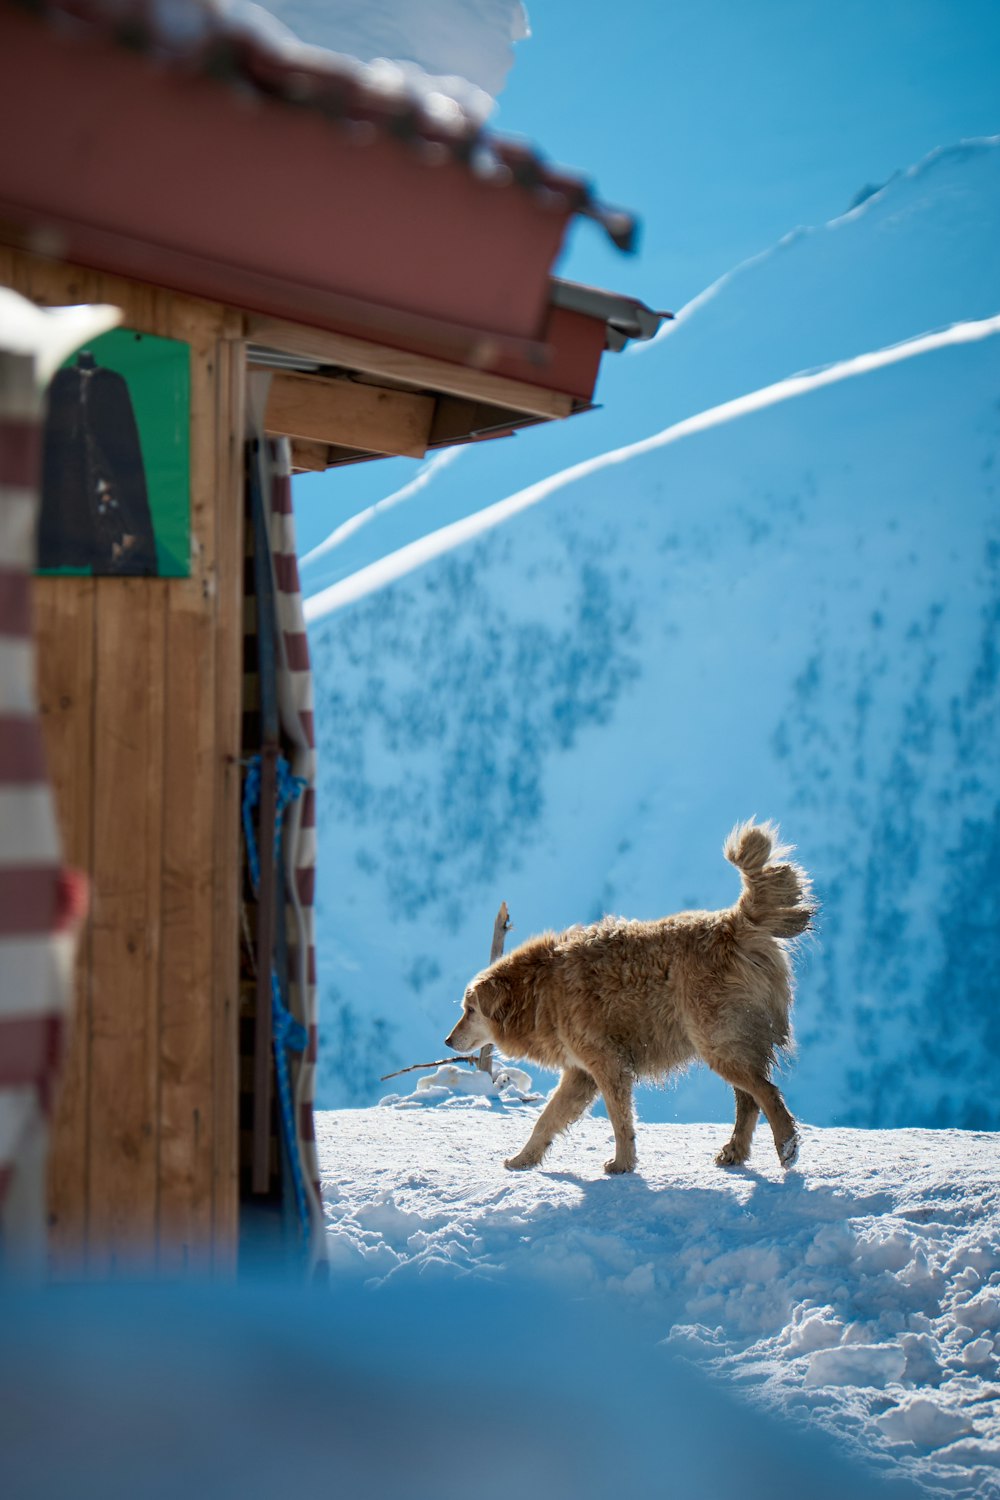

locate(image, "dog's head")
(444, 970), (506, 1053)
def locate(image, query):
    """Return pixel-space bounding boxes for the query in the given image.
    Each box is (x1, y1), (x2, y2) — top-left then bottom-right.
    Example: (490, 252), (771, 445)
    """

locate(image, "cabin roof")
(15, 0), (639, 252)
(0, 0), (668, 461)
(0, 0), (646, 339)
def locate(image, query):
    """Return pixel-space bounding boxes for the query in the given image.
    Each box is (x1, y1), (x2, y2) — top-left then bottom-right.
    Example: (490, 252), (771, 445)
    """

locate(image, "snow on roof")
(219, 0), (530, 121)
(26, 0), (636, 252)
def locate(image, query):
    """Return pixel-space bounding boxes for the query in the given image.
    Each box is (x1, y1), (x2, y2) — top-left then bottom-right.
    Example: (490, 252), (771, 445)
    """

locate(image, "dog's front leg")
(504, 1067), (598, 1170)
(589, 1061), (637, 1174)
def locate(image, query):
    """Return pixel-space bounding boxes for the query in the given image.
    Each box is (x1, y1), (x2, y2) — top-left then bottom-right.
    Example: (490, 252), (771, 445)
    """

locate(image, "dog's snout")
(445, 993), (488, 1054)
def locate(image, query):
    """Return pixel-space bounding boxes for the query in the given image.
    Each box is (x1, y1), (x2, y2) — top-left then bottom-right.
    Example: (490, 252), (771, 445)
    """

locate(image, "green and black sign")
(38, 327), (190, 578)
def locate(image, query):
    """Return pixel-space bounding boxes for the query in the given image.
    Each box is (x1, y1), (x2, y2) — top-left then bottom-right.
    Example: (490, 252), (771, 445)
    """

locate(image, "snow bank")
(319, 1111), (1000, 1498)
(877, 1397), (974, 1449)
(378, 1061), (538, 1106)
(805, 1344), (906, 1389)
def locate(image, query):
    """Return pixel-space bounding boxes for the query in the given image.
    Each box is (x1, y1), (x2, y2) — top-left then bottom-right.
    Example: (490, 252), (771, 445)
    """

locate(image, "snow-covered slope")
(319, 1099), (1000, 1500)
(301, 137), (1000, 593)
(306, 139), (1000, 1126)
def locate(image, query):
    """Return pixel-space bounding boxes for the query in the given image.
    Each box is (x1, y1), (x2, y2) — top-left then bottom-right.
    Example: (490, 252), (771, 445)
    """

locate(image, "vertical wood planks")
(156, 296), (218, 1272)
(84, 278), (166, 1272)
(16, 251), (103, 1272)
(211, 320), (245, 1269)
(6, 248), (246, 1270)
(34, 575), (96, 1271)
(87, 573), (166, 1270)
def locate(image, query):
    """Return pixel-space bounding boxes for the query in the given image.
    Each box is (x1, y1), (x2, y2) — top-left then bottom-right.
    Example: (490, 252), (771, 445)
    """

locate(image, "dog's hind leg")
(715, 1088), (760, 1167)
(705, 1058), (799, 1169)
(504, 1067), (598, 1171)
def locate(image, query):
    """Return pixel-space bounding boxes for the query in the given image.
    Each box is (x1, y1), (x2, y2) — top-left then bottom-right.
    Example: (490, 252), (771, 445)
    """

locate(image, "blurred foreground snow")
(1, 1272), (913, 1500)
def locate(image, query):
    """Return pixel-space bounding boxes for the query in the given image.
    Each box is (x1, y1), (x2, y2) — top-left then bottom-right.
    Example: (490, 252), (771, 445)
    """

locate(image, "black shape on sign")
(39, 352), (158, 575)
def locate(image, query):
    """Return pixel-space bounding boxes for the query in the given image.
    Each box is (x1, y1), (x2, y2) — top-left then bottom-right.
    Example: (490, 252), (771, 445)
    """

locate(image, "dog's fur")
(444, 821), (814, 1175)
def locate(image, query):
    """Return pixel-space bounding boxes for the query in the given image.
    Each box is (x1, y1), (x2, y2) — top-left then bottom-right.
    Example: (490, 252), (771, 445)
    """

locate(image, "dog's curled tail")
(724, 820), (815, 938)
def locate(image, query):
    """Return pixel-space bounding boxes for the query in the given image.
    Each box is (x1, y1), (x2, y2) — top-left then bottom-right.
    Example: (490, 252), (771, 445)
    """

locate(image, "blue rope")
(242, 755), (307, 889)
(242, 753), (312, 1246)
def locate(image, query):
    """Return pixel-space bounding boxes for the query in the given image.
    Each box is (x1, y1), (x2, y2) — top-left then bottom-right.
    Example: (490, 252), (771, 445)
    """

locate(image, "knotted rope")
(242, 753), (311, 1244)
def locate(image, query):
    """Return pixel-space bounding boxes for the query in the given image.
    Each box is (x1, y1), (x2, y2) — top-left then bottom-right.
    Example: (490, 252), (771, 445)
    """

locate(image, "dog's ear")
(475, 972), (509, 1024)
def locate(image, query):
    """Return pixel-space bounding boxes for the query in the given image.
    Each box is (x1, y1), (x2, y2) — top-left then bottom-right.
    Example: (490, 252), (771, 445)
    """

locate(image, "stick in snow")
(378, 902), (512, 1084)
(477, 900), (510, 1074)
(380, 1056), (477, 1083)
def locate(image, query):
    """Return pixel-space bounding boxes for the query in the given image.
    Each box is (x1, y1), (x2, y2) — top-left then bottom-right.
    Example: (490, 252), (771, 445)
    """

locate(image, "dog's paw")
(715, 1141), (749, 1167)
(778, 1131), (801, 1169)
(604, 1157), (635, 1175)
(504, 1153), (538, 1171)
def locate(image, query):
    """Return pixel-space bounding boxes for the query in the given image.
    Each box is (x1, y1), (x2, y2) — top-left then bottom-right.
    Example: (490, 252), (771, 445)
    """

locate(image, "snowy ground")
(319, 1078), (1000, 1499)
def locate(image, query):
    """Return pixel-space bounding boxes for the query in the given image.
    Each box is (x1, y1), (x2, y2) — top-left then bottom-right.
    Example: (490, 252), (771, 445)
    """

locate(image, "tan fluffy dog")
(444, 821), (814, 1175)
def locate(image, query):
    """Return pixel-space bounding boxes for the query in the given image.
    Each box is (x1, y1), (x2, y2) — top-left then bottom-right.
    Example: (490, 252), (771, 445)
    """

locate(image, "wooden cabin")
(0, 0), (665, 1273)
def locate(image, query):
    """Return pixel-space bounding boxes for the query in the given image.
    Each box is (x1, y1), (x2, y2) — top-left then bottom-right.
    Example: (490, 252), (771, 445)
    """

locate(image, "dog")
(444, 820), (814, 1175)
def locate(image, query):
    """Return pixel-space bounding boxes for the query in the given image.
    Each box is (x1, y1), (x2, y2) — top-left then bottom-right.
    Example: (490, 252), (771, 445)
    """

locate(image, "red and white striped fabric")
(0, 293), (114, 1262)
(0, 335), (74, 1257)
(0, 341), (58, 1258)
(254, 433), (326, 1268)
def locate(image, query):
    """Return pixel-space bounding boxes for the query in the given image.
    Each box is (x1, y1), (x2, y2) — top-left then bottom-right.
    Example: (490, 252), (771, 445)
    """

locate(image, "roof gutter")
(550, 279), (674, 352)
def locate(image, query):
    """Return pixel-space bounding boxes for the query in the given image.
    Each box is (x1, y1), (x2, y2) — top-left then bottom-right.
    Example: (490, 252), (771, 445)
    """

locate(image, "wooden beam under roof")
(429, 395), (538, 447)
(288, 401), (539, 472)
(263, 370), (434, 459)
(289, 439), (332, 472)
(247, 316), (575, 422)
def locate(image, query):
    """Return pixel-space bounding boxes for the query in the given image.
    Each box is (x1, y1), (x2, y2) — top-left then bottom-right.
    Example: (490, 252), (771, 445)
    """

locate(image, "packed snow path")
(319, 1097), (1000, 1498)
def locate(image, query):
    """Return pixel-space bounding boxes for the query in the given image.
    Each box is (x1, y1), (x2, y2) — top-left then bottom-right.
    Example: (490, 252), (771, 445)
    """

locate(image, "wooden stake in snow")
(379, 900), (511, 1085)
(478, 901), (510, 1075)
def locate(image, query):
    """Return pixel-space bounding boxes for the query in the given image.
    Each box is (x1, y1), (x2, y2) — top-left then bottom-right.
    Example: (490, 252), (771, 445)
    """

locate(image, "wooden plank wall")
(0, 249), (245, 1273)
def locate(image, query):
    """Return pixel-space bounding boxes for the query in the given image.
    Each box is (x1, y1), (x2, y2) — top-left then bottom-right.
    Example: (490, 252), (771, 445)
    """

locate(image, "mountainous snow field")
(304, 139), (1000, 1127)
(300, 132), (1000, 1495)
(319, 1090), (1000, 1499)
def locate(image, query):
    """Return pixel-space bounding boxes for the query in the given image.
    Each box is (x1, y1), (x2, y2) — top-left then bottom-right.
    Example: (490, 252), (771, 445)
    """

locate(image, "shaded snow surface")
(320, 1098), (1000, 1499)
